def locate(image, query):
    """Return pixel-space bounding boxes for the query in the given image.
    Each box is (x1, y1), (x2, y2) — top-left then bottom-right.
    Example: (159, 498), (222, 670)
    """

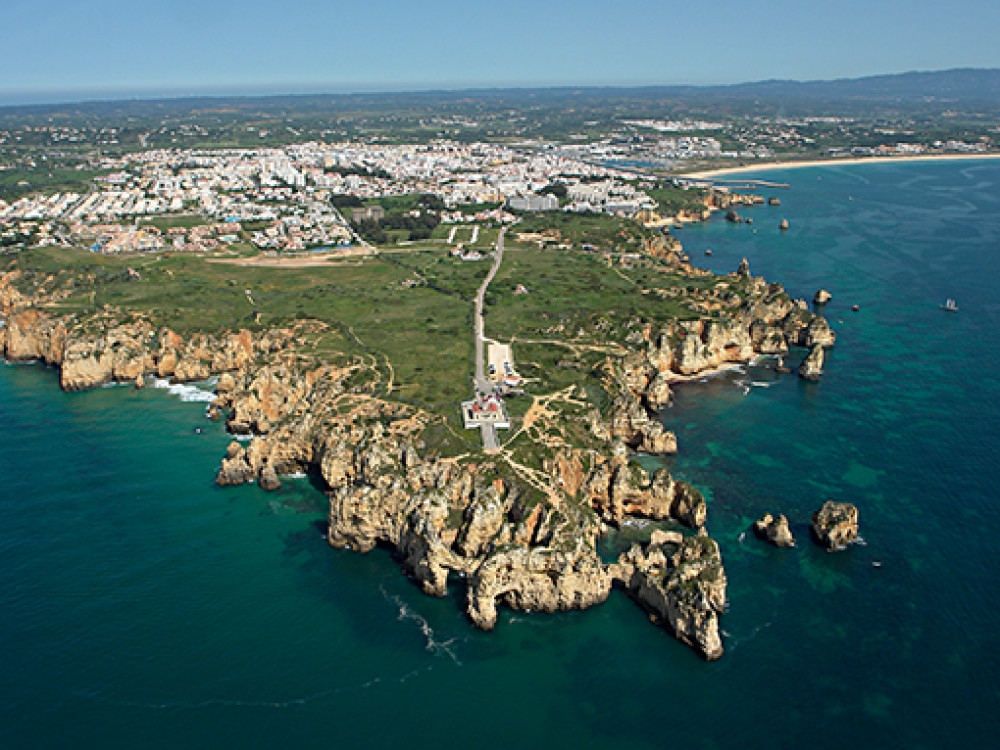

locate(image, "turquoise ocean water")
(2, 159), (1000, 748)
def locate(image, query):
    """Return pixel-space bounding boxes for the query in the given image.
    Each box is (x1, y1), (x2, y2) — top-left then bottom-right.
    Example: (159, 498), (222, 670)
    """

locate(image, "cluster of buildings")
(72, 221), (241, 254)
(1, 139), (663, 253)
(826, 140), (989, 157)
(556, 134), (767, 168)
(563, 181), (657, 215)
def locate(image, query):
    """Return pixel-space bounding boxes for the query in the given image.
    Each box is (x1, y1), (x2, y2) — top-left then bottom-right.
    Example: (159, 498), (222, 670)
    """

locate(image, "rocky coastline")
(0, 242), (836, 661)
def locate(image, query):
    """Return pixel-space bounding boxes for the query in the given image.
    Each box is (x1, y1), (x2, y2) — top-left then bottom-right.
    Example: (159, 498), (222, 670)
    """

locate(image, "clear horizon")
(2, 0), (999, 107)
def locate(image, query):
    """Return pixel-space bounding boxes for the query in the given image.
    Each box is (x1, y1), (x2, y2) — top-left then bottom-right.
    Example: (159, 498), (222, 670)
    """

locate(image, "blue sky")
(2, 0), (999, 103)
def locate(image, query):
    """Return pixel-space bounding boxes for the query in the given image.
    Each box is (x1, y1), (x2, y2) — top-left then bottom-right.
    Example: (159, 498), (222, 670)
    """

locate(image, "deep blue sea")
(3, 159), (1000, 748)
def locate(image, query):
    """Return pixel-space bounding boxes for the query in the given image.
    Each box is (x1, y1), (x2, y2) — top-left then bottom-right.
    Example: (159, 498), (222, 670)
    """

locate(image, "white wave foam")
(382, 586), (463, 666)
(621, 517), (651, 529)
(283, 471), (307, 479)
(235, 433), (254, 442)
(153, 378), (216, 403)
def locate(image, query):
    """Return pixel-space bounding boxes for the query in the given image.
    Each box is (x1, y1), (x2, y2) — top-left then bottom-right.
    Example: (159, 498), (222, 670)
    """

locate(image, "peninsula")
(19, 75), (974, 657)
(0, 180), (834, 659)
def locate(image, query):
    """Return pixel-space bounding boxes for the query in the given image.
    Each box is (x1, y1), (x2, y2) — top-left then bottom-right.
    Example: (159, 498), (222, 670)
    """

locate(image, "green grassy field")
(7, 246), (485, 421)
(0, 166), (106, 202)
(137, 215), (208, 232)
(512, 212), (657, 250)
(7, 226), (739, 462)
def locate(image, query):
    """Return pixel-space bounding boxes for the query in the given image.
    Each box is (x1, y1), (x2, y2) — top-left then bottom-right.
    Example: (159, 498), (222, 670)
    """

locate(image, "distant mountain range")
(4, 68), (1000, 117)
(709, 68), (1000, 104)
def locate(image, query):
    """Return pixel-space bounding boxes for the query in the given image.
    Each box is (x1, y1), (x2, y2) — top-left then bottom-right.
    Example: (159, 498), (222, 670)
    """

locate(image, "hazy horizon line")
(1, 66), (997, 110)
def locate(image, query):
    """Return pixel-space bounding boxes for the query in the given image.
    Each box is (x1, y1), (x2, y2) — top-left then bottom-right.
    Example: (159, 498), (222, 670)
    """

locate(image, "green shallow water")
(3, 159), (1000, 748)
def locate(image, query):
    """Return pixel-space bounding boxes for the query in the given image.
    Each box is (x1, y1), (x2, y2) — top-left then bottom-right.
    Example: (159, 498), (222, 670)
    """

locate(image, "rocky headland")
(0, 238), (837, 661)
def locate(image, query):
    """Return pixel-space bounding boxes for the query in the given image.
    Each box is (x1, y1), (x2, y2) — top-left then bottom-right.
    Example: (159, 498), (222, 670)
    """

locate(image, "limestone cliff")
(612, 530), (727, 660)
(205, 351), (722, 658)
(1, 305), (293, 392)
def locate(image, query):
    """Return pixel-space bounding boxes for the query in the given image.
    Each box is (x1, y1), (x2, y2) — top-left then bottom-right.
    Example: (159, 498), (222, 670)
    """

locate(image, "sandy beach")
(680, 152), (1000, 180)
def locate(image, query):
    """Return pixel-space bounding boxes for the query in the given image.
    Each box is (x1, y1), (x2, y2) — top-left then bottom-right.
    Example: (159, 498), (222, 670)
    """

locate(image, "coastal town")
(2, 95), (995, 256)
(0, 141), (671, 253)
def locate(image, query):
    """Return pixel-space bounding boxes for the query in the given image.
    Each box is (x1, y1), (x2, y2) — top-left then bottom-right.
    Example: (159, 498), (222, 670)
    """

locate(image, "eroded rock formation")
(811, 501), (859, 550)
(611, 530), (727, 660)
(798, 344), (825, 380)
(753, 513), (796, 547)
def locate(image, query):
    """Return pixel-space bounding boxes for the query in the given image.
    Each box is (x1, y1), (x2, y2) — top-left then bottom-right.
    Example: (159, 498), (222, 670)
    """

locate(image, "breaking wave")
(153, 378), (216, 403)
(382, 586), (464, 666)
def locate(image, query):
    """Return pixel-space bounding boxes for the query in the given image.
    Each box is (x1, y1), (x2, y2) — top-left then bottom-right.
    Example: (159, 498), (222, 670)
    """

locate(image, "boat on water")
(942, 298), (959, 312)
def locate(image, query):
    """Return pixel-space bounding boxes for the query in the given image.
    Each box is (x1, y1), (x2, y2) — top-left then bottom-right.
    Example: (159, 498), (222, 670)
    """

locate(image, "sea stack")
(798, 344), (824, 380)
(753, 513), (796, 547)
(779, 219), (789, 231)
(811, 501), (859, 550)
(814, 289), (832, 305)
(768, 197), (782, 206)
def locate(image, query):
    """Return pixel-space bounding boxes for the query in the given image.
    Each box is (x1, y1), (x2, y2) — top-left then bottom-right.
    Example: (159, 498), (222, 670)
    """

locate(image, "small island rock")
(811, 501), (859, 550)
(768, 197), (782, 206)
(814, 289), (832, 305)
(798, 344), (824, 380)
(779, 219), (789, 231)
(753, 513), (796, 547)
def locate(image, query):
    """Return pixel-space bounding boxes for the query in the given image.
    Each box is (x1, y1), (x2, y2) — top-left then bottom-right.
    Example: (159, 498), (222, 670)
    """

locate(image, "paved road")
(473, 228), (505, 396)
(481, 424), (499, 451)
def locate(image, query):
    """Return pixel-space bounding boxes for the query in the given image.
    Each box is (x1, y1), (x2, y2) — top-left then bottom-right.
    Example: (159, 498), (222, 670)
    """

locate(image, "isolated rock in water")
(768, 197), (781, 206)
(779, 219), (789, 230)
(259, 464), (281, 491)
(753, 513), (796, 547)
(725, 210), (742, 223)
(811, 501), (859, 550)
(798, 344), (824, 380)
(814, 289), (832, 305)
(216, 441), (254, 486)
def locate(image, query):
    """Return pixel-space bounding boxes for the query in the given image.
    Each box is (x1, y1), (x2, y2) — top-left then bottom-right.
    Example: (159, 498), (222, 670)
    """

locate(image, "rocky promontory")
(611, 529), (727, 660)
(0, 229), (840, 663)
